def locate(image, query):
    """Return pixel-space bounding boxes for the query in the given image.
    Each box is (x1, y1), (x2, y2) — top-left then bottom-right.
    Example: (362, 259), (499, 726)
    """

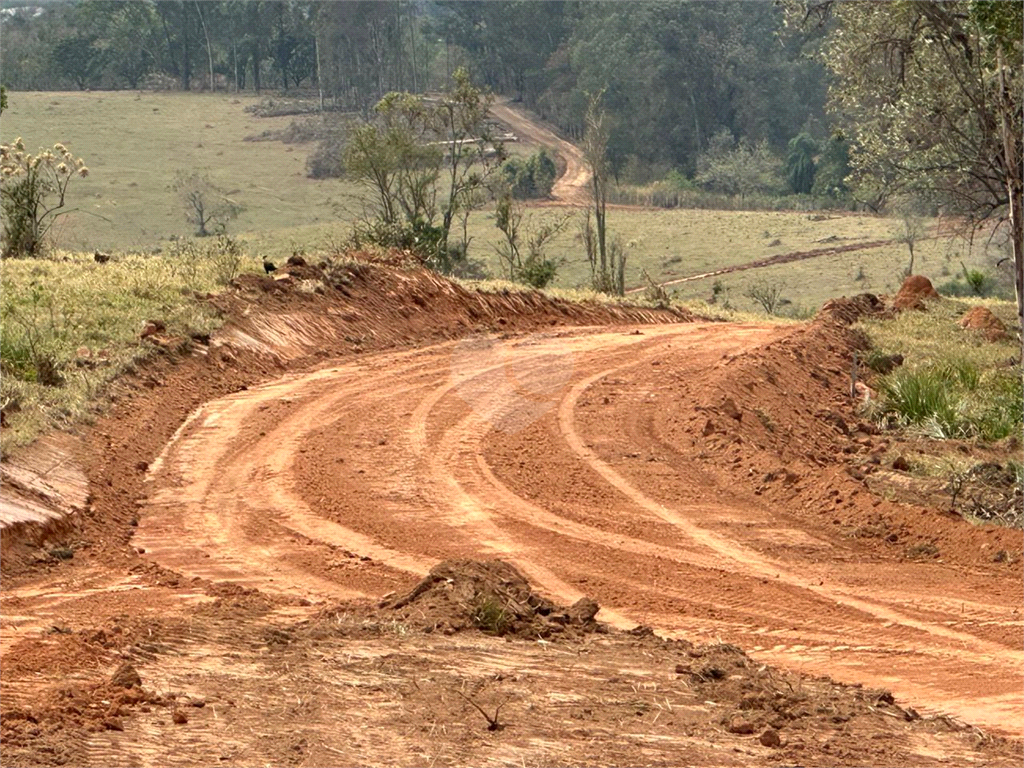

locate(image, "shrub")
(874, 363), (1021, 441)
(1, 139), (89, 258)
(500, 149), (557, 199)
(518, 254), (558, 289)
(306, 133), (346, 179)
(745, 281), (786, 315)
(875, 368), (962, 437)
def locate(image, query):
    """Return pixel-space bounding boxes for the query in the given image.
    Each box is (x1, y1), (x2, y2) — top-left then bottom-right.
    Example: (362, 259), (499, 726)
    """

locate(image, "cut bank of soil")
(2, 264), (1021, 766)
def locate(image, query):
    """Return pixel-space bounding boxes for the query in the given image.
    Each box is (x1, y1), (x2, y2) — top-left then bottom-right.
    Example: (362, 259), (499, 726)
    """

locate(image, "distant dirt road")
(136, 323), (1023, 736)
(490, 100), (591, 205)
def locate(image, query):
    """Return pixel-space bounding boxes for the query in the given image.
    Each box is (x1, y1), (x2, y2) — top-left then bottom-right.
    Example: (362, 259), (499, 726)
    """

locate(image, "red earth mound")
(959, 305), (1009, 342)
(381, 559), (603, 638)
(893, 275), (940, 311)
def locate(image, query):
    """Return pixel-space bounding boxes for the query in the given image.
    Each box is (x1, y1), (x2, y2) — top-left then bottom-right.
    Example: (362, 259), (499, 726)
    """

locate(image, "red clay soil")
(1, 265), (1022, 767)
(893, 275), (941, 311)
(960, 305), (1010, 342)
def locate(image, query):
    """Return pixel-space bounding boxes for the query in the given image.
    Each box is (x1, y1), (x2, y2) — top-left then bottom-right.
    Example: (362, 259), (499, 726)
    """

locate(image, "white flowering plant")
(1, 138), (89, 258)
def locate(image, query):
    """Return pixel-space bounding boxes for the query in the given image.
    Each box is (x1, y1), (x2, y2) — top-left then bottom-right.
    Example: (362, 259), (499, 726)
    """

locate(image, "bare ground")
(1, 262), (1021, 766)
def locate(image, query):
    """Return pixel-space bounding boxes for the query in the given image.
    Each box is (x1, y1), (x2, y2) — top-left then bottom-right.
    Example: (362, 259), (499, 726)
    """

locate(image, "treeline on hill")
(1, 1), (838, 193)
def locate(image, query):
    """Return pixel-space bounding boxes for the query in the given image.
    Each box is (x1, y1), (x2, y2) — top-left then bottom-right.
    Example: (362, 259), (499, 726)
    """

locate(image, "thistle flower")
(78, 167), (90, 177)
(56, 162), (69, 174)
(14, 137), (24, 151)
(54, 143), (66, 153)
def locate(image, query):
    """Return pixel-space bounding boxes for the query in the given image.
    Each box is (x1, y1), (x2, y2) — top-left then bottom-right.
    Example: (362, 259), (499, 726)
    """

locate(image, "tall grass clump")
(874, 367), (963, 437)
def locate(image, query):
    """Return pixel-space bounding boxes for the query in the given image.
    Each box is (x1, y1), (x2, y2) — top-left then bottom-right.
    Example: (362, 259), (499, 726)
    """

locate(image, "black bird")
(263, 258), (277, 274)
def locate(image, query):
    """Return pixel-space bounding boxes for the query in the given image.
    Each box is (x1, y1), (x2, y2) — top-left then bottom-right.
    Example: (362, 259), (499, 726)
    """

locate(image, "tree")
(50, 35), (106, 90)
(344, 68), (503, 271)
(582, 90), (625, 295)
(799, 0), (1023, 332)
(172, 170), (241, 236)
(895, 199), (927, 277)
(811, 133), (850, 199)
(695, 129), (782, 200)
(785, 133), (817, 195)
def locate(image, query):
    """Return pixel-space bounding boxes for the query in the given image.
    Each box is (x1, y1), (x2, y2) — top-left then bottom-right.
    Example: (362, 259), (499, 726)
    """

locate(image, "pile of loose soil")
(819, 292), (887, 325)
(959, 305), (1010, 342)
(1, 661), (173, 766)
(892, 275), (940, 311)
(380, 559), (603, 638)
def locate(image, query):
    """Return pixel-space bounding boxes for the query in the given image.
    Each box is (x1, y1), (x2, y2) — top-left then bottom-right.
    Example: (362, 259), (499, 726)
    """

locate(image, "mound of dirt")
(959, 306), (1009, 342)
(818, 293), (886, 325)
(382, 559), (603, 638)
(893, 275), (939, 311)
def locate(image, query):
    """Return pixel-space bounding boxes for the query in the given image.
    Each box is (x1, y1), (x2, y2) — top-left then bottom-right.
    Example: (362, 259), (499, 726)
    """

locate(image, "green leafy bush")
(500, 149), (557, 199)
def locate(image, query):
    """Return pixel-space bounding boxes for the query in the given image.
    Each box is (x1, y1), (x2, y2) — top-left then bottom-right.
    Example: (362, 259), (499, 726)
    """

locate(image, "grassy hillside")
(2, 90), (1006, 302)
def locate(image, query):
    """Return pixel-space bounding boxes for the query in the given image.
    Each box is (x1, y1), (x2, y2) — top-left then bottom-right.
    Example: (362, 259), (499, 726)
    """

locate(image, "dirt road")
(490, 100), (591, 205)
(133, 323), (1023, 736)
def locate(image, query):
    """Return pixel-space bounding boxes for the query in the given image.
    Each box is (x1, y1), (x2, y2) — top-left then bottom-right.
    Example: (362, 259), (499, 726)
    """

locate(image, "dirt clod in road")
(383, 559), (603, 638)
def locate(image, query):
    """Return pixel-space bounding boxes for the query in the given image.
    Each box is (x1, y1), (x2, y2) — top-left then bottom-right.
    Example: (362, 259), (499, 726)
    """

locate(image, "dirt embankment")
(0, 259), (690, 574)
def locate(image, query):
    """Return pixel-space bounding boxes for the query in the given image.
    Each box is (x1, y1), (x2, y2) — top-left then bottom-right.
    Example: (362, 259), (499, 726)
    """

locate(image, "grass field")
(2, 90), (1010, 303)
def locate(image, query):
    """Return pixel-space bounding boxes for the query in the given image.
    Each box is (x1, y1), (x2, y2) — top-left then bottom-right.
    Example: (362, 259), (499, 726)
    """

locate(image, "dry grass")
(1, 91), (364, 252)
(0, 245), (259, 449)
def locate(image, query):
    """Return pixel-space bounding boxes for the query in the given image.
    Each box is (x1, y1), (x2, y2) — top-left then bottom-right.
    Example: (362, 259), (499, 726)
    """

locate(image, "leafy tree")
(798, 0), (1023, 329)
(785, 133), (817, 195)
(695, 129), (782, 200)
(500, 149), (557, 199)
(50, 36), (106, 90)
(344, 68), (503, 271)
(811, 134), (850, 199)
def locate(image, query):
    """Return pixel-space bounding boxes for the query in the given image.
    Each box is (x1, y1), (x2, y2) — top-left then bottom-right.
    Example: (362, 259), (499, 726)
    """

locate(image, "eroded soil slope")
(2, 263), (1021, 766)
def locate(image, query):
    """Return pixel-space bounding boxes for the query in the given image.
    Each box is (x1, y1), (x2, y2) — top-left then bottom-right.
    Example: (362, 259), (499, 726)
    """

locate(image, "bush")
(471, 596), (512, 635)
(306, 133), (347, 179)
(518, 254), (558, 288)
(875, 368), (962, 436)
(1, 139), (89, 258)
(873, 363), (1022, 440)
(745, 281), (786, 315)
(500, 149), (557, 199)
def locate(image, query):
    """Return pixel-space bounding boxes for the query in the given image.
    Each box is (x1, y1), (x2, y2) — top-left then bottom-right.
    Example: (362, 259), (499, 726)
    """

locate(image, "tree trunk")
(315, 34), (324, 111)
(195, 1), (214, 91)
(997, 50), (1024, 345)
